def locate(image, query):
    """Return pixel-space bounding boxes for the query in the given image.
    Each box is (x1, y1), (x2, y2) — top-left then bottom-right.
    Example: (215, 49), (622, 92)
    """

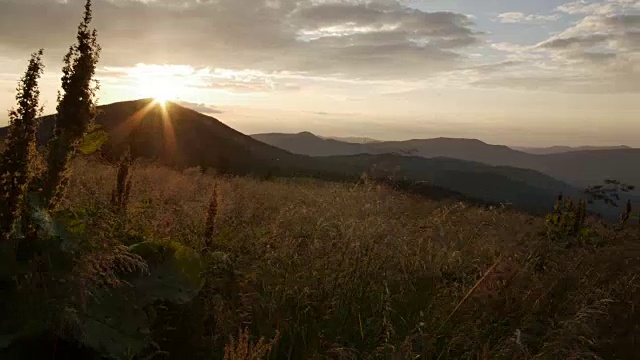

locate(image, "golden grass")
(65, 158), (640, 359)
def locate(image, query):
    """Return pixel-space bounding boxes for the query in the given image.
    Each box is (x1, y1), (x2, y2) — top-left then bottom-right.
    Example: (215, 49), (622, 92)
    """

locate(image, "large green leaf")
(78, 290), (150, 359)
(79, 125), (108, 155)
(4, 194), (206, 358)
(77, 241), (206, 359)
(128, 241), (204, 304)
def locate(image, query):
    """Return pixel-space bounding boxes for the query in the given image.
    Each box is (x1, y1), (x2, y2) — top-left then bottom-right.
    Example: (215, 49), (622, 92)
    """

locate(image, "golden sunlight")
(128, 64), (193, 103)
(137, 76), (181, 104)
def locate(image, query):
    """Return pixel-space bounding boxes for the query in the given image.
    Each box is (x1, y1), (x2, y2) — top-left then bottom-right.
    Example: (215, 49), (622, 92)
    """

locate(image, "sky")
(0, 0), (638, 147)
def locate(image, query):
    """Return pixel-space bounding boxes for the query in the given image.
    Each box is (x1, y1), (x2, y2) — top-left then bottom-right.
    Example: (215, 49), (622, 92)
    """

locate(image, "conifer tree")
(42, 0), (101, 210)
(0, 50), (45, 241)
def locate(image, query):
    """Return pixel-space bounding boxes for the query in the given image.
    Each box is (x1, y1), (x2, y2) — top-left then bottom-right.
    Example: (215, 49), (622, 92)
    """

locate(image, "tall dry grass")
(65, 158), (640, 359)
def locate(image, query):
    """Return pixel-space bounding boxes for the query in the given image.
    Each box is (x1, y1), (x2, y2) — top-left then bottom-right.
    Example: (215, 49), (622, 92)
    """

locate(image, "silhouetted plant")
(42, 0), (101, 210)
(216, 154), (231, 176)
(204, 184), (219, 247)
(358, 171), (373, 189)
(110, 149), (132, 212)
(262, 168), (274, 181)
(0, 50), (44, 241)
(620, 200), (632, 225)
(223, 328), (279, 360)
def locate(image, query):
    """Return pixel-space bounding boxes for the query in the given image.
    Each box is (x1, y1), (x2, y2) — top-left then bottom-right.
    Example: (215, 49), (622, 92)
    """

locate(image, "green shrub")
(545, 195), (591, 245)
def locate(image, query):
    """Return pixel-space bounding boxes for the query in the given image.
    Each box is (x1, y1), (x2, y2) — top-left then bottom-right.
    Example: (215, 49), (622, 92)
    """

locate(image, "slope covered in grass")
(40, 158), (639, 359)
(0, 100), (592, 215)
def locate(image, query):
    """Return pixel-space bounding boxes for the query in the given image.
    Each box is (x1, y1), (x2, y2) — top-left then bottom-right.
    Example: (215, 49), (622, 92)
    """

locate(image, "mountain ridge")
(252, 131), (640, 189)
(0, 99), (597, 215)
(513, 145), (633, 155)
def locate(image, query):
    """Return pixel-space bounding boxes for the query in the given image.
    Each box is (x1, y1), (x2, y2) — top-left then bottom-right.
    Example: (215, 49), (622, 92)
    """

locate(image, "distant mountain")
(320, 136), (381, 144)
(537, 149), (640, 188)
(369, 138), (529, 165)
(0, 100), (592, 214)
(513, 145), (632, 155)
(251, 132), (369, 156)
(254, 132), (640, 190)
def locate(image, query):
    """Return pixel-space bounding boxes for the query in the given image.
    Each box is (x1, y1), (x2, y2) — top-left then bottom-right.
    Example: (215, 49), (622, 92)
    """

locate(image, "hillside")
(0, 99), (584, 214)
(253, 132), (640, 189)
(0, 99), (318, 176)
(6, 158), (638, 359)
(316, 154), (578, 214)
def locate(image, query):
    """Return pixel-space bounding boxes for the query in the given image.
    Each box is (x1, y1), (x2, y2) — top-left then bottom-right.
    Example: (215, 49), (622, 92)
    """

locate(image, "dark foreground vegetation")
(2, 158), (640, 359)
(1, 1), (639, 359)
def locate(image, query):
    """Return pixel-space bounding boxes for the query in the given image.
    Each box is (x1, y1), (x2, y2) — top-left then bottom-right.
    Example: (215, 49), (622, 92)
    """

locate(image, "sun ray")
(110, 100), (180, 164)
(112, 101), (158, 145)
(159, 102), (178, 160)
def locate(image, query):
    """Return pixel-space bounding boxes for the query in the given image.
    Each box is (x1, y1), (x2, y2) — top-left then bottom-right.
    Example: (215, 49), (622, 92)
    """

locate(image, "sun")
(139, 78), (179, 105)
(129, 64), (191, 104)
(152, 92), (172, 106)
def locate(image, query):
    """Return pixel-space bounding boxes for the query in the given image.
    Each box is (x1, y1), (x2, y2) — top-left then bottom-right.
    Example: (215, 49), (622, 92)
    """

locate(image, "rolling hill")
(513, 145), (632, 155)
(315, 154), (579, 214)
(1, 99), (318, 176)
(0, 99), (589, 214)
(253, 132), (640, 190)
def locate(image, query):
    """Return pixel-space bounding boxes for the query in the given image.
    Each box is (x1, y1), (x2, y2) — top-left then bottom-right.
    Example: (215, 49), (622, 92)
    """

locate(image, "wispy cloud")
(556, 0), (640, 15)
(495, 12), (561, 24)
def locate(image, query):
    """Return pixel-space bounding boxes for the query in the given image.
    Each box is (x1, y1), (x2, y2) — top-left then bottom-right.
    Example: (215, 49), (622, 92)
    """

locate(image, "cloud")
(537, 13), (640, 54)
(0, 0), (482, 80)
(472, 72), (639, 94)
(491, 42), (528, 52)
(556, 0), (640, 15)
(495, 12), (561, 24)
(175, 101), (224, 114)
(538, 33), (611, 49)
(0, 0), (637, 96)
(306, 110), (360, 117)
(98, 63), (304, 95)
(463, 60), (524, 74)
(476, 10), (640, 93)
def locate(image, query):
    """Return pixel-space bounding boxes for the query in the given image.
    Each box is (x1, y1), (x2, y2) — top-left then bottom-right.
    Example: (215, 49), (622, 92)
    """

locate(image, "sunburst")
(129, 64), (189, 104)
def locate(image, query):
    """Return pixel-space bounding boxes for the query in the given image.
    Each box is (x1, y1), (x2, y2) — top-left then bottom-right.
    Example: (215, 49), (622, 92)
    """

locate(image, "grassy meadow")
(46, 158), (639, 359)
(1, 2), (638, 358)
